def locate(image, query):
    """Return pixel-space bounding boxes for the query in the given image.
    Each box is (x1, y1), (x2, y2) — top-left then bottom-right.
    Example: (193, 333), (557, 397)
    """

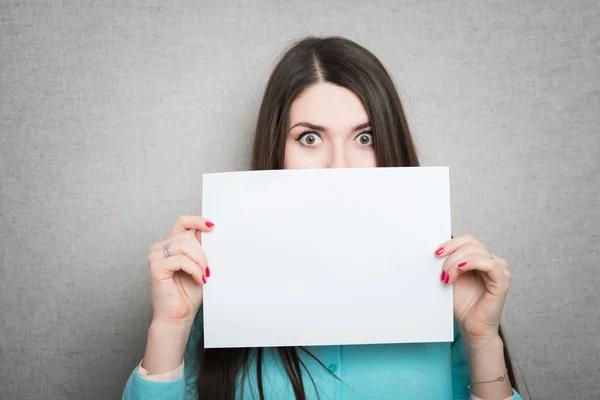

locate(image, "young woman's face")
(284, 82), (377, 169)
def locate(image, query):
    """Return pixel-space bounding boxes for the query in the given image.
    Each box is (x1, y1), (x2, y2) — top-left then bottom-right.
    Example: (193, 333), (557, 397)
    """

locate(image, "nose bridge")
(329, 140), (348, 168)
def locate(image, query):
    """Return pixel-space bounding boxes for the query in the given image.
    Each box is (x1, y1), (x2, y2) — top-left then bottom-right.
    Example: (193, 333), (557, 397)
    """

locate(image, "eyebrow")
(288, 121), (371, 132)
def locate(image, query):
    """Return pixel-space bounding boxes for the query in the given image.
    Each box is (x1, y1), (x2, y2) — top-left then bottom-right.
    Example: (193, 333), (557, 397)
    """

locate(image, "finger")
(434, 233), (484, 258)
(149, 238), (209, 278)
(169, 215), (215, 235)
(441, 249), (510, 284)
(150, 231), (211, 278)
(442, 244), (488, 271)
(150, 255), (205, 285)
(439, 240), (510, 272)
(445, 254), (509, 295)
(149, 230), (200, 254)
(493, 255), (509, 270)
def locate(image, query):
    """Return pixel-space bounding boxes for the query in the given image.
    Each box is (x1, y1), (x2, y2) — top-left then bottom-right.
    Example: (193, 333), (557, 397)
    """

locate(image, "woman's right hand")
(147, 215), (214, 327)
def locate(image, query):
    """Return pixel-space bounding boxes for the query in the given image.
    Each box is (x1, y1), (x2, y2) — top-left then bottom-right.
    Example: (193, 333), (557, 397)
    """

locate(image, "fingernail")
(444, 274), (450, 284)
(206, 266), (211, 278)
(458, 262), (467, 268)
(206, 221), (214, 228)
(202, 275), (207, 284)
(441, 270), (446, 281)
(435, 247), (444, 256)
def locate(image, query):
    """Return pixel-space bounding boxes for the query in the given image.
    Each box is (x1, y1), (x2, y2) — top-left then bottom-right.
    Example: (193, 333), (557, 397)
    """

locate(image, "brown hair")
(196, 35), (518, 399)
(250, 36), (419, 170)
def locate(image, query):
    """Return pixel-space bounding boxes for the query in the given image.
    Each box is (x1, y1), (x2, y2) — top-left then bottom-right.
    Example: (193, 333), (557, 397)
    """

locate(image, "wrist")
(463, 335), (505, 368)
(458, 322), (502, 351)
(148, 318), (192, 354)
(151, 316), (194, 332)
(142, 319), (192, 374)
(463, 335), (513, 399)
(462, 332), (503, 354)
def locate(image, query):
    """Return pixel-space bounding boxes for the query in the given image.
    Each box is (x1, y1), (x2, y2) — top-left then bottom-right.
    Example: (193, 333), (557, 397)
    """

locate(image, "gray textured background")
(1, 1), (598, 399)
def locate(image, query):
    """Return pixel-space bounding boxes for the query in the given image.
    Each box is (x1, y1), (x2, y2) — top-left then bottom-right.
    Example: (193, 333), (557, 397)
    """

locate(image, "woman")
(123, 36), (522, 400)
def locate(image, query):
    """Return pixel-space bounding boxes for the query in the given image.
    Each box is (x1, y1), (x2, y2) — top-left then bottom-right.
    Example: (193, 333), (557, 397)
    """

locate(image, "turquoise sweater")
(123, 309), (522, 399)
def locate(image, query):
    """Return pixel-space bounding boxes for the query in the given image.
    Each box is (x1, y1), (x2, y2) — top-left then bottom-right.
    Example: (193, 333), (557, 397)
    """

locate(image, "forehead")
(289, 83), (368, 127)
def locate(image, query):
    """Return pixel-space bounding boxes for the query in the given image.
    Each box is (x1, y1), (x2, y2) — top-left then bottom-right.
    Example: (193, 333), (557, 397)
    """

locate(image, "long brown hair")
(196, 36), (519, 399)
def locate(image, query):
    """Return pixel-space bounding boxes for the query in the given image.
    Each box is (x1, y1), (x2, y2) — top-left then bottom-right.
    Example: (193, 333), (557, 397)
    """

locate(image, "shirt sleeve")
(470, 393), (514, 400)
(122, 307), (204, 400)
(122, 365), (185, 400)
(137, 359), (184, 382)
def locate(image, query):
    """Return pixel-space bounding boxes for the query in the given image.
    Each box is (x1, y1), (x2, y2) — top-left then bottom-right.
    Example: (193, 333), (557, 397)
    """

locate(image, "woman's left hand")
(434, 234), (511, 345)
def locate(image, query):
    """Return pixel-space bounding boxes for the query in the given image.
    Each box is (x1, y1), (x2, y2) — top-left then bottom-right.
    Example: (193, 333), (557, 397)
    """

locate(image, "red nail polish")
(444, 274), (450, 284)
(435, 247), (444, 256)
(202, 275), (207, 284)
(458, 262), (467, 268)
(205, 266), (210, 278)
(441, 270), (446, 281)
(205, 221), (214, 228)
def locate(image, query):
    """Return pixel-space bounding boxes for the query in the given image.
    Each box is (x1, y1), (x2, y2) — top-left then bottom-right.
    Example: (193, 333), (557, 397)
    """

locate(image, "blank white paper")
(201, 167), (453, 348)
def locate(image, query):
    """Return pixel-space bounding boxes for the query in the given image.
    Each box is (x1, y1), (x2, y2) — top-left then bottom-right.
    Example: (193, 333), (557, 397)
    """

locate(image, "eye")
(296, 131), (323, 146)
(355, 131), (374, 145)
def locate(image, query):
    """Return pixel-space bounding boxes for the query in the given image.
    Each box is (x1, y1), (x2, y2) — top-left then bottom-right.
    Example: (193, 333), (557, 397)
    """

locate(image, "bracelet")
(467, 369), (508, 390)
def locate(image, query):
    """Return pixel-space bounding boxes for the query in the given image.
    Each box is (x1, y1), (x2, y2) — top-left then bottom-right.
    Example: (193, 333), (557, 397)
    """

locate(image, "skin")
(142, 82), (514, 399)
(284, 82), (376, 169)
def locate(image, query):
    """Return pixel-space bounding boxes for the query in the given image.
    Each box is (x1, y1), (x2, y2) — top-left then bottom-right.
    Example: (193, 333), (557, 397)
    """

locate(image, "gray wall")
(1, 1), (598, 399)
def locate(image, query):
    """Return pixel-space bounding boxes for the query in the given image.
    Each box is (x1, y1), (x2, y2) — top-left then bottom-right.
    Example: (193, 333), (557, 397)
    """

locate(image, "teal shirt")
(123, 309), (522, 400)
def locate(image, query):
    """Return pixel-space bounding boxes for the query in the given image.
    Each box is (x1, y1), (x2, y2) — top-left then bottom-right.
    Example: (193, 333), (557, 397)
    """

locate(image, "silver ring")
(163, 242), (172, 258)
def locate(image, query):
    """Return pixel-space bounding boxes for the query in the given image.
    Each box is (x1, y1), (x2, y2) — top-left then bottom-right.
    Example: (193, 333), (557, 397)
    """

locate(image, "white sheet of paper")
(201, 167), (453, 348)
